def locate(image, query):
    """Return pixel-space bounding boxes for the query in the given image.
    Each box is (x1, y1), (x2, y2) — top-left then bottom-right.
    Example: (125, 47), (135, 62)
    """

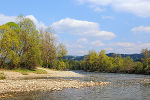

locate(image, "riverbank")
(0, 68), (110, 99)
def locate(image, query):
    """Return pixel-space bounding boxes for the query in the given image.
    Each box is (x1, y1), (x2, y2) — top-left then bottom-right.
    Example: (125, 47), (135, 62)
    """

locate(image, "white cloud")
(65, 42), (87, 55)
(77, 38), (88, 44)
(141, 43), (150, 48)
(25, 15), (47, 29)
(0, 14), (16, 25)
(111, 42), (135, 48)
(131, 26), (150, 33)
(107, 42), (150, 54)
(77, 0), (150, 17)
(71, 50), (87, 56)
(76, 44), (84, 48)
(91, 40), (104, 47)
(94, 7), (104, 12)
(0, 14), (47, 29)
(52, 18), (116, 40)
(105, 48), (114, 52)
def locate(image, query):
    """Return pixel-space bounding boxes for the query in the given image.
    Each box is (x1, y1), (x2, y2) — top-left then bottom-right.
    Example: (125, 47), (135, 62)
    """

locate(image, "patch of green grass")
(13, 68), (47, 75)
(34, 69), (48, 74)
(0, 72), (6, 80)
(13, 69), (30, 75)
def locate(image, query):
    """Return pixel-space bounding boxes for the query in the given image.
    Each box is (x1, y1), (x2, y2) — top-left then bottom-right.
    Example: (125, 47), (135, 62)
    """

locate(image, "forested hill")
(63, 56), (85, 61)
(106, 53), (143, 61)
(64, 53), (144, 61)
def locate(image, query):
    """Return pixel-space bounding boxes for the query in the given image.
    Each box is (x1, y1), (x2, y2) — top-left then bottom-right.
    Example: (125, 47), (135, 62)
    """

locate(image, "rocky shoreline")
(0, 68), (110, 99)
(0, 79), (110, 99)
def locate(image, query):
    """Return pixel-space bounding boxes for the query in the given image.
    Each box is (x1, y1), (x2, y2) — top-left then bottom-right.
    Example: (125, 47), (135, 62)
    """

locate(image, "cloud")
(65, 42), (87, 55)
(0, 14), (47, 29)
(77, 38), (88, 44)
(0, 14), (16, 25)
(25, 15), (47, 29)
(94, 7), (104, 12)
(52, 18), (116, 40)
(89, 5), (105, 12)
(107, 42), (150, 54)
(77, 0), (150, 17)
(111, 42), (135, 48)
(91, 40), (104, 47)
(131, 26), (150, 33)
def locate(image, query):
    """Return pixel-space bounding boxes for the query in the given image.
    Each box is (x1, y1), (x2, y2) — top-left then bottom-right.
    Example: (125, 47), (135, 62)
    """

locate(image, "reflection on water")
(2, 72), (150, 100)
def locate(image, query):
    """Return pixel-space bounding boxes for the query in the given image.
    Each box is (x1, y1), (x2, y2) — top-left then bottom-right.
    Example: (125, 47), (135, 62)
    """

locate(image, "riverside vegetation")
(0, 15), (150, 75)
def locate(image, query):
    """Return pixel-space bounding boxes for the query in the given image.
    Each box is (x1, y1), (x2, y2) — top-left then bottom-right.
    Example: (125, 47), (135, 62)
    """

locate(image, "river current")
(3, 71), (150, 100)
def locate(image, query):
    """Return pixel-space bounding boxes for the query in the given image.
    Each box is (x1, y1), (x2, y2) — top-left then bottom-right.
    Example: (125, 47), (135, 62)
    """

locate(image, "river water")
(3, 72), (150, 100)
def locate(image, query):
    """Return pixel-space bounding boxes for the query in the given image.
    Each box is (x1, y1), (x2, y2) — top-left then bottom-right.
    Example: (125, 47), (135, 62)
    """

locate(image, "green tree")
(134, 62), (143, 74)
(17, 16), (42, 69)
(57, 43), (67, 59)
(111, 55), (123, 72)
(40, 28), (57, 68)
(141, 48), (150, 73)
(0, 23), (21, 68)
(97, 50), (111, 72)
(122, 56), (134, 73)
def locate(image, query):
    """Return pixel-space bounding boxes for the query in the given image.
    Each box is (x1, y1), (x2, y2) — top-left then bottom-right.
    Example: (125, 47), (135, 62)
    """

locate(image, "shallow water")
(2, 72), (150, 100)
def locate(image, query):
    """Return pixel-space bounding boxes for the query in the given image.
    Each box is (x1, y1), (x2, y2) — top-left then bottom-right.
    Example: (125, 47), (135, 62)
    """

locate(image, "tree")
(141, 48), (150, 74)
(97, 50), (110, 72)
(122, 56), (134, 73)
(17, 16), (42, 69)
(40, 28), (57, 68)
(0, 22), (21, 68)
(134, 62), (143, 74)
(57, 43), (67, 59)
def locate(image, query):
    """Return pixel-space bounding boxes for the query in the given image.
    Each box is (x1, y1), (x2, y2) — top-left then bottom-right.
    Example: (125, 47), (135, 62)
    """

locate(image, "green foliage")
(0, 15), (68, 71)
(54, 60), (68, 70)
(57, 43), (67, 59)
(0, 16), (42, 69)
(0, 24), (22, 68)
(68, 60), (82, 70)
(40, 29), (57, 68)
(18, 17), (42, 69)
(78, 49), (150, 75)
(134, 62), (143, 74)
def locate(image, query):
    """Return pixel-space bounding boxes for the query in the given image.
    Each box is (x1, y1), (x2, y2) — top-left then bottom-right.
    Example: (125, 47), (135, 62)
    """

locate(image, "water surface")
(2, 72), (150, 100)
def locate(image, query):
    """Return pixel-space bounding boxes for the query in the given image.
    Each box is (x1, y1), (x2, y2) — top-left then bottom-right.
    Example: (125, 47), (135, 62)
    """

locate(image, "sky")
(0, 0), (150, 56)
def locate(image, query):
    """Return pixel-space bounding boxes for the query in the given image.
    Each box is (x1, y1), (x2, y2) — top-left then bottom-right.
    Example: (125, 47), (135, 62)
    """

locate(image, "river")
(3, 72), (150, 100)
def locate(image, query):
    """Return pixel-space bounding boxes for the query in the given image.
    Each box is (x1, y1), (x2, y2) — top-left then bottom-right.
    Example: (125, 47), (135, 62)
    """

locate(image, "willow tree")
(0, 22), (21, 68)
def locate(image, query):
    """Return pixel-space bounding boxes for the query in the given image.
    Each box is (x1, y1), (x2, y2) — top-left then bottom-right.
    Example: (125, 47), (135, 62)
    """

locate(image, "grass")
(0, 72), (6, 80)
(13, 68), (48, 75)
(33, 69), (48, 74)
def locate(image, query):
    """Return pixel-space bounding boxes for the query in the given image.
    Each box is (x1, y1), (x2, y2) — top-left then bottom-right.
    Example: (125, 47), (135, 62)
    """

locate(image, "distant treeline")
(64, 53), (144, 61)
(65, 49), (150, 75)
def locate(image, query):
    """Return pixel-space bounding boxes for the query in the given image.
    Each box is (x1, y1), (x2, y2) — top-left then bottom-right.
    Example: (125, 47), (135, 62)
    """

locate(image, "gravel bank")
(0, 68), (110, 99)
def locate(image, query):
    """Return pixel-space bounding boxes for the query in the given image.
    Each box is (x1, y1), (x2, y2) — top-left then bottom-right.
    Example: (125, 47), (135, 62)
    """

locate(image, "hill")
(64, 53), (143, 61)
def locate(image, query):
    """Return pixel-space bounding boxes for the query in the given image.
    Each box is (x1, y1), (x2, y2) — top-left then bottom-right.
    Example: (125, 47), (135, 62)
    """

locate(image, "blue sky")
(1, 0), (150, 55)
